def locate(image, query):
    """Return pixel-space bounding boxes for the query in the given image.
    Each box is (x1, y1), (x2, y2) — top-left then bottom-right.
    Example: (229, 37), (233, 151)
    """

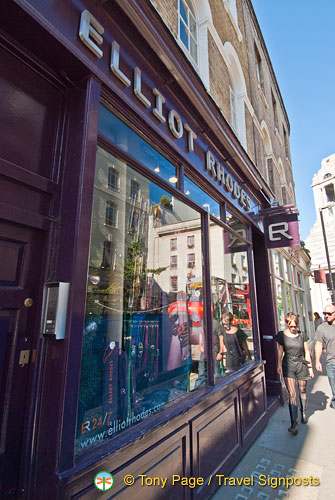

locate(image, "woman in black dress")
(276, 312), (314, 435)
(217, 312), (251, 373)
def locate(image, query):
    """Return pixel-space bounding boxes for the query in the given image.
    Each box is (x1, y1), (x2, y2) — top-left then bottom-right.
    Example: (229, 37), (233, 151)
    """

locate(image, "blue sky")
(251, 0), (335, 241)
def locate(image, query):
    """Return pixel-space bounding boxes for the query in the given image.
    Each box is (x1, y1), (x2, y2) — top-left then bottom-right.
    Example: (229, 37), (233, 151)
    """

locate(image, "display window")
(209, 220), (254, 380)
(272, 251), (308, 333)
(76, 108), (207, 454)
(75, 105), (257, 454)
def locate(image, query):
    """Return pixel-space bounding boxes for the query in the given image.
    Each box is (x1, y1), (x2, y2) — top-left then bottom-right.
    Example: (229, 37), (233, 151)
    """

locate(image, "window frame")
(105, 200), (118, 227)
(108, 164), (120, 191)
(177, 0), (198, 67)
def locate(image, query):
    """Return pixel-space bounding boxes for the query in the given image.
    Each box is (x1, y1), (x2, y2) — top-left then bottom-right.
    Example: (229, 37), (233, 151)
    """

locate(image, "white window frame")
(178, 0), (198, 67)
(108, 165), (120, 191)
(170, 255), (178, 269)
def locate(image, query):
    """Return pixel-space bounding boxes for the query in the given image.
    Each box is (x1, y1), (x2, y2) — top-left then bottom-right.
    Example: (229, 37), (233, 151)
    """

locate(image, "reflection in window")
(170, 255), (178, 269)
(170, 276), (178, 291)
(170, 238), (177, 251)
(99, 105), (177, 186)
(187, 253), (195, 268)
(273, 251), (280, 275)
(76, 148), (204, 454)
(105, 201), (118, 227)
(108, 166), (119, 190)
(131, 180), (140, 201)
(325, 183), (335, 203)
(286, 283), (292, 311)
(178, 0), (198, 65)
(187, 235), (194, 248)
(283, 258), (289, 281)
(275, 278), (285, 329)
(209, 221), (254, 381)
(184, 176), (220, 218)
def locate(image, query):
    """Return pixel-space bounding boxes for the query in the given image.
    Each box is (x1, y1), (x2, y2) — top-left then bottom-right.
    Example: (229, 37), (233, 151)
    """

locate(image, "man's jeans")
(326, 363), (335, 408)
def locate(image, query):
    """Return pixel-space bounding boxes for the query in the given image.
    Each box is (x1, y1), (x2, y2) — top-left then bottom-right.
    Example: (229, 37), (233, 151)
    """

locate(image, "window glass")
(297, 271), (302, 288)
(184, 176), (220, 217)
(275, 278), (285, 329)
(229, 87), (237, 133)
(283, 258), (289, 281)
(209, 221), (254, 381)
(108, 165), (119, 191)
(76, 147), (204, 454)
(180, 21), (188, 49)
(187, 235), (194, 247)
(105, 201), (118, 227)
(178, 0), (198, 64)
(226, 210), (248, 239)
(272, 251), (280, 276)
(180, 0), (188, 23)
(170, 255), (178, 269)
(99, 105), (177, 186)
(286, 283), (292, 310)
(170, 238), (177, 251)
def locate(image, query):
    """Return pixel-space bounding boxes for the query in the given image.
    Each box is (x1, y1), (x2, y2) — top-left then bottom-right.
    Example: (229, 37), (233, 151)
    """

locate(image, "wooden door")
(0, 220), (45, 498)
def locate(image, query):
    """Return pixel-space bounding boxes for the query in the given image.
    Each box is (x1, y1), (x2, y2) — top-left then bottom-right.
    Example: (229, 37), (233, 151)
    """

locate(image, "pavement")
(211, 353), (334, 500)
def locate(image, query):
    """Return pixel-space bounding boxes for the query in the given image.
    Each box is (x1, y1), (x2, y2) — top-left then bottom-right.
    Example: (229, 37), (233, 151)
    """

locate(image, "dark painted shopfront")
(0, 1), (281, 498)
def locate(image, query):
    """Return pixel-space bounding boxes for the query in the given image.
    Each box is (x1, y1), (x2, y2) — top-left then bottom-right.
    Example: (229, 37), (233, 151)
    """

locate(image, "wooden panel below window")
(70, 425), (190, 500)
(240, 374), (266, 441)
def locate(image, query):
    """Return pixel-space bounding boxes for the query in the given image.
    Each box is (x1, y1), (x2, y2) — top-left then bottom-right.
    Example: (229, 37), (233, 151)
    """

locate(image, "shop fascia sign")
(79, 10), (253, 212)
(261, 204), (301, 249)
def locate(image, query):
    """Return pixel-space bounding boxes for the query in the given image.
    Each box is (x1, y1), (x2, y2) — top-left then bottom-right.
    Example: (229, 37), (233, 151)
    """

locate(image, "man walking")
(315, 304), (335, 409)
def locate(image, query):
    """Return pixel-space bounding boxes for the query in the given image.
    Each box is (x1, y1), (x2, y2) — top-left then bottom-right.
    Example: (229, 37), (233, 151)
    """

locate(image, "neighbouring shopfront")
(0, 1), (284, 498)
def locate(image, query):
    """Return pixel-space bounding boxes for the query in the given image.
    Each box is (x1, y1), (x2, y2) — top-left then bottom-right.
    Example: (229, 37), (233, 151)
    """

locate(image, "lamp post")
(319, 204), (335, 303)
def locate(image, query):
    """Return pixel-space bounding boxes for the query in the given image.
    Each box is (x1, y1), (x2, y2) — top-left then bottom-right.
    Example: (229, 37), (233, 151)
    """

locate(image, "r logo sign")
(268, 222), (294, 242)
(263, 208), (300, 248)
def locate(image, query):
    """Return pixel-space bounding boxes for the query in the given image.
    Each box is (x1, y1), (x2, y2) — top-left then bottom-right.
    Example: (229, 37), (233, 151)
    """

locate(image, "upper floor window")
(170, 238), (177, 251)
(224, 42), (247, 148)
(105, 201), (118, 227)
(325, 183), (335, 203)
(187, 253), (195, 268)
(225, 0), (238, 27)
(187, 235), (195, 248)
(170, 255), (178, 269)
(229, 87), (237, 133)
(266, 157), (275, 193)
(178, 0), (198, 66)
(171, 276), (178, 292)
(108, 165), (120, 191)
(130, 180), (140, 201)
(255, 44), (264, 91)
(271, 91), (279, 129)
(283, 126), (290, 158)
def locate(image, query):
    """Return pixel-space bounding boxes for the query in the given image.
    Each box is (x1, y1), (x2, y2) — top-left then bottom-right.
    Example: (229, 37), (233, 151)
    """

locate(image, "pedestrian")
(217, 312), (251, 373)
(315, 304), (335, 409)
(314, 312), (323, 330)
(276, 312), (314, 435)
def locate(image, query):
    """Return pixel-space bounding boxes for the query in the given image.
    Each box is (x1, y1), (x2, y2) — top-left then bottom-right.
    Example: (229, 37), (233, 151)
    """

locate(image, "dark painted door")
(0, 220), (45, 498)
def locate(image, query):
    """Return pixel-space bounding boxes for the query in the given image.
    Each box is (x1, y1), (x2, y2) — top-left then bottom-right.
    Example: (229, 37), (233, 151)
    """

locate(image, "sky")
(251, 0), (335, 241)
